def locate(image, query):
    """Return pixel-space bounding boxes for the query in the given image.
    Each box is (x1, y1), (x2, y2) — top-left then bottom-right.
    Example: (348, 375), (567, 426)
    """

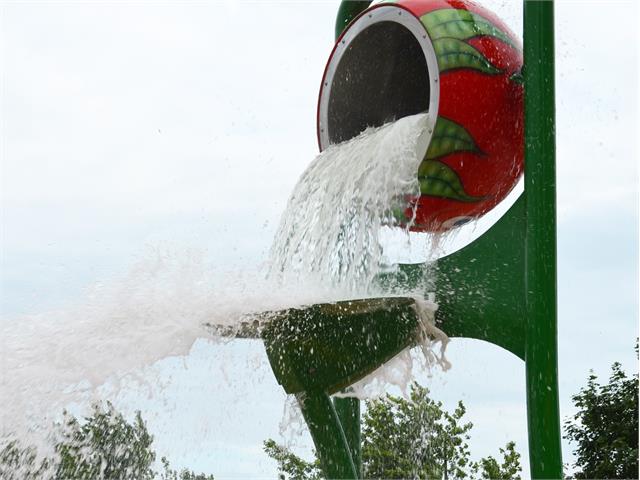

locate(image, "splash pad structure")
(219, 0), (560, 478)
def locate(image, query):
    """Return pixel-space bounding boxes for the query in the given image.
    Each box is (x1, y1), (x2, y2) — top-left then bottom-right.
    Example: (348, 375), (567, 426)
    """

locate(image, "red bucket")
(317, 0), (523, 232)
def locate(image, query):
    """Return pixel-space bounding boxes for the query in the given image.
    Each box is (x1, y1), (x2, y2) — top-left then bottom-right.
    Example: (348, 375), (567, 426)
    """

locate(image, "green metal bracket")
(377, 194), (527, 361)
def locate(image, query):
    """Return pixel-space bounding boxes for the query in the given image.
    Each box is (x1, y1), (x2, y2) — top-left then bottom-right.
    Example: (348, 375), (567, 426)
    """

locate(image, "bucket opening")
(325, 19), (431, 146)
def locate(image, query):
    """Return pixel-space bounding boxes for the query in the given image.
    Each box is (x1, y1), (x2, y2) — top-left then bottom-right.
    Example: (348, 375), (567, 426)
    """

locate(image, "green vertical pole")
(524, 1), (563, 478)
(334, 397), (362, 478)
(297, 390), (358, 479)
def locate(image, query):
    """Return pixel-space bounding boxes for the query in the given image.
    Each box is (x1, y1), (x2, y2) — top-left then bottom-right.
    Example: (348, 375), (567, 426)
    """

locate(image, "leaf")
(421, 8), (516, 48)
(390, 205), (409, 224)
(426, 116), (482, 160)
(509, 70), (524, 84)
(418, 160), (481, 202)
(432, 37), (501, 74)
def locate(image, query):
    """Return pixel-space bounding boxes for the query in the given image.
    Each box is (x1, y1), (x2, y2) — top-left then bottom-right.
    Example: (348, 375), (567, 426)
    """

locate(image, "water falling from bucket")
(1, 113), (448, 462)
(267, 113), (431, 294)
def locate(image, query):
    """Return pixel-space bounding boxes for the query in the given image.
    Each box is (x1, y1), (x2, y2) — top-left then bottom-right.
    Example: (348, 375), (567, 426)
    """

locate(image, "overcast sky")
(1, 0), (638, 478)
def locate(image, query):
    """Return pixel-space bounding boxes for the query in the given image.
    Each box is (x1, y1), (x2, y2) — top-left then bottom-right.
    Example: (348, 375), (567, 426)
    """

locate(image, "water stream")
(267, 113), (428, 294)
(1, 113), (448, 460)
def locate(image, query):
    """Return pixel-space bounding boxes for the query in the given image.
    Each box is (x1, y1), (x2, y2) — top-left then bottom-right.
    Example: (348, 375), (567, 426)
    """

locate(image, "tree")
(158, 457), (216, 480)
(564, 358), (639, 479)
(0, 440), (52, 480)
(470, 441), (521, 480)
(54, 403), (156, 479)
(0, 403), (215, 480)
(263, 440), (322, 480)
(362, 383), (473, 479)
(264, 382), (521, 479)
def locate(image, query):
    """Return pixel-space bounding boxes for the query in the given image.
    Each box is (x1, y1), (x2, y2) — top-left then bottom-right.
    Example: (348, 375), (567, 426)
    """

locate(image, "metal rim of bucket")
(317, 4), (440, 152)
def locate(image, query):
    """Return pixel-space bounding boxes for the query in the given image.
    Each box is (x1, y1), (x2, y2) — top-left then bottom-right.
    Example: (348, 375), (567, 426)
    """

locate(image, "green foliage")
(362, 383), (473, 479)
(470, 441), (521, 480)
(0, 403), (215, 480)
(0, 440), (52, 480)
(564, 359), (639, 479)
(263, 440), (322, 480)
(54, 403), (156, 479)
(264, 382), (522, 479)
(158, 457), (216, 480)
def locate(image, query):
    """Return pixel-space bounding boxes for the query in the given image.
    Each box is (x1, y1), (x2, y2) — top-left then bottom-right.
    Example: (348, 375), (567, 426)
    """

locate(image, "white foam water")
(0, 250), (351, 444)
(1, 113), (448, 460)
(267, 113), (431, 295)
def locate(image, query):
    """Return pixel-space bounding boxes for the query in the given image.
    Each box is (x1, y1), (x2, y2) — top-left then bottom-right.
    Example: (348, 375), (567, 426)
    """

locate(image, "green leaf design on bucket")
(426, 116), (483, 160)
(390, 204), (410, 226)
(421, 8), (518, 75)
(421, 8), (516, 48)
(418, 160), (481, 202)
(432, 37), (500, 74)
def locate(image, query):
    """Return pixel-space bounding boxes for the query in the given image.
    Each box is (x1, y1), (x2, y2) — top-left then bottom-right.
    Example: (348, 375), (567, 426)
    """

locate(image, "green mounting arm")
(377, 195), (528, 360)
(335, 1), (371, 40)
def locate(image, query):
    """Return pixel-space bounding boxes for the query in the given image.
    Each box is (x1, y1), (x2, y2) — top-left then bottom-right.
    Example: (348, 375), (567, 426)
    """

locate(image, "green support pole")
(524, 1), (563, 478)
(297, 391), (358, 479)
(333, 397), (362, 478)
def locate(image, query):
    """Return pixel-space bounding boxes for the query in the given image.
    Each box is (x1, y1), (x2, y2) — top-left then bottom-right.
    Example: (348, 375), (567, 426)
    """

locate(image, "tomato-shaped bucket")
(317, 0), (523, 232)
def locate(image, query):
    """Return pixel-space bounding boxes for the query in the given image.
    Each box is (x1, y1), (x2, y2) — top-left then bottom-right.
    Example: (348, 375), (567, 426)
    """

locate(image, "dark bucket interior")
(328, 20), (430, 145)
